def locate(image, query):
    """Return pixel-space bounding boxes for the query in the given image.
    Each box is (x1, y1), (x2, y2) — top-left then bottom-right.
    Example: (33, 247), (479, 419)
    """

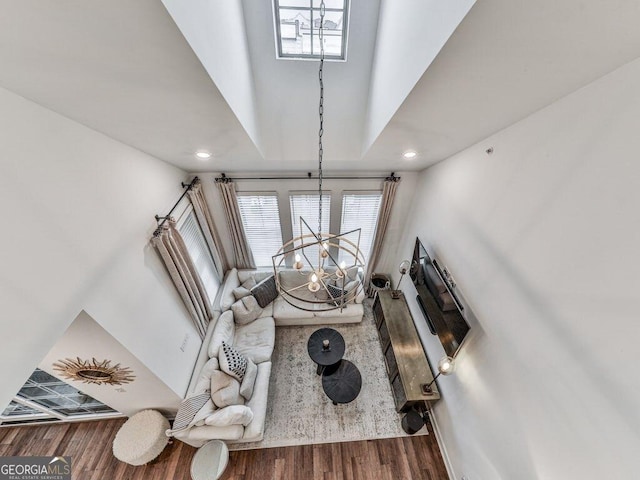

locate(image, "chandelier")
(272, 1), (364, 311)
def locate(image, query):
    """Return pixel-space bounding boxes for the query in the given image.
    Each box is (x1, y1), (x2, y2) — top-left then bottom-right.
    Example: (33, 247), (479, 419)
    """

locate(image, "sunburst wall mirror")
(53, 357), (135, 386)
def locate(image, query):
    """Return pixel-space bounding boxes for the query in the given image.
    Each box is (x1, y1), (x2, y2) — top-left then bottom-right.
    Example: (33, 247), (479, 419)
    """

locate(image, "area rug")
(229, 299), (427, 451)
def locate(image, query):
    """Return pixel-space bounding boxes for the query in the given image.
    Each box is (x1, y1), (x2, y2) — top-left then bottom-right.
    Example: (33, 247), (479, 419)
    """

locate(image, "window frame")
(236, 191), (285, 268)
(339, 190), (382, 264)
(273, 0), (350, 61)
(176, 205), (221, 306)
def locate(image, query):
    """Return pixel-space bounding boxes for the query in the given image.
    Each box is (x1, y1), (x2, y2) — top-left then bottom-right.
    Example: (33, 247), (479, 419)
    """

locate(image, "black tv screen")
(410, 238), (470, 357)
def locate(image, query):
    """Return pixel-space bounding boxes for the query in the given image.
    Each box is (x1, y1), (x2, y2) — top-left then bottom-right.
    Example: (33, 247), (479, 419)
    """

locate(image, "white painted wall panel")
(0, 87), (200, 413)
(391, 57), (640, 479)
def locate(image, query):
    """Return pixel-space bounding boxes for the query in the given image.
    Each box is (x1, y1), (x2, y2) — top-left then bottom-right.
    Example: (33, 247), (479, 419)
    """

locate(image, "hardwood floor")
(0, 416), (449, 479)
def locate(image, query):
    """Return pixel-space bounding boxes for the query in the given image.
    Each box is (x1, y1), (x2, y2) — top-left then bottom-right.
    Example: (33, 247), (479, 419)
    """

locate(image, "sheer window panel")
(339, 191), (382, 265)
(237, 193), (284, 267)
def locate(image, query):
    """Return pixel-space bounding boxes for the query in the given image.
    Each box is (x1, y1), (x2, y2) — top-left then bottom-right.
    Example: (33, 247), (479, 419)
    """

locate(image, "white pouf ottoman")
(113, 409), (170, 466)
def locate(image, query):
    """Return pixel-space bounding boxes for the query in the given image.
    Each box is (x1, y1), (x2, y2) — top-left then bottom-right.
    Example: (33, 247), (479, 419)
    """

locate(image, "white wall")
(391, 58), (640, 479)
(41, 311), (181, 417)
(194, 172), (417, 275)
(0, 87), (202, 413)
(161, 0), (262, 155)
(362, 0), (476, 154)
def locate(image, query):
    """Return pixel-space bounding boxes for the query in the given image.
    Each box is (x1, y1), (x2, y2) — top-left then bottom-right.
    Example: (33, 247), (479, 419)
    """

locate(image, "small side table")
(322, 359), (362, 405)
(191, 440), (229, 480)
(307, 327), (345, 375)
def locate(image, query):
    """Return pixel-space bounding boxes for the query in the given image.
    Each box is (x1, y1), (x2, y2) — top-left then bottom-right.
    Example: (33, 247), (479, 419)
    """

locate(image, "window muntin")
(339, 191), (382, 265)
(274, 0), (349, 60)
(237, 193), (284, 267)
(1, 369), (119, 425)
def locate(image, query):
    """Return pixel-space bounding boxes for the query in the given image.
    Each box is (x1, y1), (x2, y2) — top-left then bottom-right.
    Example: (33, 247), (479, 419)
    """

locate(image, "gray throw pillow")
(231, 295), (263, 325)
(250, 275), (278, 308)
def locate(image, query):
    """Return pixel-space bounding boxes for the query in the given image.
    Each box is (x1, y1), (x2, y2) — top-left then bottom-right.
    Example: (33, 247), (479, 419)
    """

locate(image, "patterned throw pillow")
(219, 341), (248, 382)
(327, 280), (358, 306)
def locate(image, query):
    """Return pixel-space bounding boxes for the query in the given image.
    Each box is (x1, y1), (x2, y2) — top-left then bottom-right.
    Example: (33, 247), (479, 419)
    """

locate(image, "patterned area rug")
(229, 299), (427, 451)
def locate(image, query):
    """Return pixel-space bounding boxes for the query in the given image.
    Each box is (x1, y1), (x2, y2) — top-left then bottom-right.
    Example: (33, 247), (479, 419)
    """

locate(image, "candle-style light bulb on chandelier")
(272, 1), (364, 311)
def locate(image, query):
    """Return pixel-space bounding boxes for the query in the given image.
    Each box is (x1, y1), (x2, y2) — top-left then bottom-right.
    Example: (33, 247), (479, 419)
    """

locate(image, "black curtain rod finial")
(215, 173), (231, 184)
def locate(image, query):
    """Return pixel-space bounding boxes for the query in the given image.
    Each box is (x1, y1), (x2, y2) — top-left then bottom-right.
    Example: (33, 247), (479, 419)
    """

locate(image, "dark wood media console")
(373, 290), (440, 412)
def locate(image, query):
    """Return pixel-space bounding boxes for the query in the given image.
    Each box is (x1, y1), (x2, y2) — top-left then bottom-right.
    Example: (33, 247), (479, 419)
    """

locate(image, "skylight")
(273, 0), (349, 60)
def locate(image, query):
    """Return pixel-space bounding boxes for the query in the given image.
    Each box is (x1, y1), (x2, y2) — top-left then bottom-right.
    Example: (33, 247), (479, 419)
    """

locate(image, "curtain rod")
(153, 176), (199, 236)
(214, 172), (400, 183)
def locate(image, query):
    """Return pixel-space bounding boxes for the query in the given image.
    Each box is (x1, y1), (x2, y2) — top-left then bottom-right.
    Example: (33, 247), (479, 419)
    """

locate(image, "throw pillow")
(219, 341), (248, 382)
(207, 311), (235, 358)
(210, 370), (244, 408)
(203, 405), (254, 427)
(167, 392), (215, 435)
(326, 280), (358, 306)
(231, 295), (263, 325)
(345, 266), (359, 282)
(232, 278), (258, 301)
(232, 286), (251, 301)
(250, 275), (278, 308)
(193, 357), (220, 394)
(240, 357), (258, 400)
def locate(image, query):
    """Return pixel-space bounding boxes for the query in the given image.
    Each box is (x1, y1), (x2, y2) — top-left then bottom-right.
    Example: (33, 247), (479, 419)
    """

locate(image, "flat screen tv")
(410, 238), (470, 357)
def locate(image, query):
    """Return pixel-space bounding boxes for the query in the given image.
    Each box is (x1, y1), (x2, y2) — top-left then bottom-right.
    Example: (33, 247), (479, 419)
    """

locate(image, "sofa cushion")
(243, 361), (271, 441)
(210, 370), (244, 408)
(219, 342), (248, 382)
(193, 357), (220, 394)
(220, 268), (241, 311)
(240, 357), (258, 400)
(237, 270), (255, 284)
(273, 297), (314, 319)
(251, 275), (278, 308)
(204, 405), (254, 427)
(231, 295), (263, 325)
(208, 311), (235, 358)
(233, 317), (276, 364)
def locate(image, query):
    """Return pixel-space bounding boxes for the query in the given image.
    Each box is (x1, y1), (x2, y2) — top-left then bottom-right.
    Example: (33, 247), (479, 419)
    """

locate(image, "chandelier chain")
(318, 0), (325, 240)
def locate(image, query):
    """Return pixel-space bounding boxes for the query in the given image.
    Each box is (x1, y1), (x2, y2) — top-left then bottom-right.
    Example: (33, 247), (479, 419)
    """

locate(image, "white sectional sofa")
(171, 267), (364, 447)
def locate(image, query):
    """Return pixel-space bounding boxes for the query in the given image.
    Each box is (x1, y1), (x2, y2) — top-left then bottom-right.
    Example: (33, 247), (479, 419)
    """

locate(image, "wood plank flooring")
(0, 417), (449, 479)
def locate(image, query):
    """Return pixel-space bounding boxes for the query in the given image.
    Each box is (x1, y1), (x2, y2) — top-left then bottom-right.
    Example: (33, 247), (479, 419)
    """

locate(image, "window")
(237, 193), (284, 267)
(0, 369), (119, 426)
(290, 192), (331, 267)
(339, 192), (382, 264)
(273, 0), (349, 60)
(178, 209), (221, 304)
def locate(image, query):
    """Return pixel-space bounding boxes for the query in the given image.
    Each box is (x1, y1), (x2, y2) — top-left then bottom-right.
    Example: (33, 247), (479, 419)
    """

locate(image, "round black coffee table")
(307, 328), (345, 375)
(322, 360), (362, 405)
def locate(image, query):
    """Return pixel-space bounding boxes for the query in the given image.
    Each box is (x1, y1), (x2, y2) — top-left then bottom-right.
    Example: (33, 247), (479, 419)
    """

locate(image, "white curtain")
(216, 179), (256, 269)
(187, 178), (228, 279)
(365, 176), (401, 289)
(152, 220), (213, 339)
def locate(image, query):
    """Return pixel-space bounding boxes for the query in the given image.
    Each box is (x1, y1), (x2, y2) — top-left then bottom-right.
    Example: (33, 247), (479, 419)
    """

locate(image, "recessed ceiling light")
(195, 151), (211, 159)
(403, 150), (417, 159)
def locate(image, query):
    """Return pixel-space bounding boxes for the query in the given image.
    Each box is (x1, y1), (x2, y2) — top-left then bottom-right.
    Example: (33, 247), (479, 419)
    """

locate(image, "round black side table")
(307, 328), (345, 375)
(321, 359), (362, 405)
(401, 409), (424, 435)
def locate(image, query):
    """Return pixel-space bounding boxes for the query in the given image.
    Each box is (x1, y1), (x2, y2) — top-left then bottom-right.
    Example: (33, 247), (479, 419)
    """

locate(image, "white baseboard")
(429, 408), (456, 480)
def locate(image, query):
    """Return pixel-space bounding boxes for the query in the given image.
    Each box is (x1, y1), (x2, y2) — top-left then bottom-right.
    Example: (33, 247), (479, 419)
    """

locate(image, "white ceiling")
(1, 0), (640, 173)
